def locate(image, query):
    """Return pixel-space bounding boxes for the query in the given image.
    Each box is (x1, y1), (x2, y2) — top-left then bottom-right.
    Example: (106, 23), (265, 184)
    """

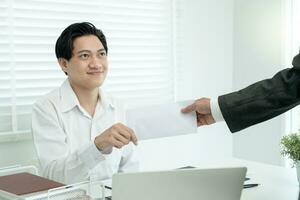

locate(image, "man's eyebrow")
(76, 48), (105, 54)
(77, 50), (91, 54)
(97, 48), (106, 52)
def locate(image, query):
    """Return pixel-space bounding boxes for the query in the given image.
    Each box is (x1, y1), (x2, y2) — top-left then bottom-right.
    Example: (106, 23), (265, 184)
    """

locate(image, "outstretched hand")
(94, 123), (138, 152)
(181, 98), (216, 126)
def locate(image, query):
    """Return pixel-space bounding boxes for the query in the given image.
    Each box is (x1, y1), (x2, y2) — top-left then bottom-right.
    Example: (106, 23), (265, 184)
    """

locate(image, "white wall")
(165, 0), (234, 168)
(175, 0), (233, 98)
(232, 0), (286, 165)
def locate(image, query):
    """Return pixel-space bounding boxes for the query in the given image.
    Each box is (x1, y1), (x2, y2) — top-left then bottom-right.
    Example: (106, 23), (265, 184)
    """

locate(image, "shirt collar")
(99, 88), (115, 110)
(60, 79), (115, 113)
(60, 79), (80, 112)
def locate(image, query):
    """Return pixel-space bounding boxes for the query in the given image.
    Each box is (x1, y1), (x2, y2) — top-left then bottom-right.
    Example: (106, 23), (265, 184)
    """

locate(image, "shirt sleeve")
(210, 97), (225, 122)
(218, 53), (300, 132)
(32, 100), (105, 184)
(118, 143), (139, 173)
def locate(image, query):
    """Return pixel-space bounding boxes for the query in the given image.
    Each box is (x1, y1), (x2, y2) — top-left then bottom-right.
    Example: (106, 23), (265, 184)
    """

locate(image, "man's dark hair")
(55, 22), (108, 61)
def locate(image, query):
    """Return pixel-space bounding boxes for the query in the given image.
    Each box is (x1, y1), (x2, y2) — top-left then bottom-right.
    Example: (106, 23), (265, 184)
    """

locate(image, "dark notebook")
(0, 172), (65, 195)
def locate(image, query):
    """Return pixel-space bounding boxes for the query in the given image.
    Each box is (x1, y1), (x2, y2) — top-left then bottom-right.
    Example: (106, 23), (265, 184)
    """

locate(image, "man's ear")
(58, 58), (68, 74)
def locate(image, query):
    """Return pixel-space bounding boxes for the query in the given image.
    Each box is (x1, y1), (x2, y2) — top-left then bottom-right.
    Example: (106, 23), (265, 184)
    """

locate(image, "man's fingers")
(112, 139), (124, 149)
(196, 113), (216, 126)
(115, 126), (131, 140)
(119, 128), (138, 145)
(113, 131), (129, 145)
(130, 132), (138, 145)
(196, 113), (201, 126)
(181, 103), (196, 113)
(118, 124), (134, 138)
(198, 114), (210, 126)
(205, 115), (216, 124)
(114, 123), (138, 145)
(199, 116), (207, 125)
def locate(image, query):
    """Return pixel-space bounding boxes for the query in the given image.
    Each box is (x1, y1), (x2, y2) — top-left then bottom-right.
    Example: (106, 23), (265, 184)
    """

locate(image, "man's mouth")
(87, 71), (104, 75)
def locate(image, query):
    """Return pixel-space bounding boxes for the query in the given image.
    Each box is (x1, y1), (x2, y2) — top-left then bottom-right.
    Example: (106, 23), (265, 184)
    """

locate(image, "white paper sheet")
(125, 101), (197, 140)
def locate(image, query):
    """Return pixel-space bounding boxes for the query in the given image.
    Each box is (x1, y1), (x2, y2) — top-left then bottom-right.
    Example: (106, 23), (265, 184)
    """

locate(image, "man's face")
(60, 35), (108, 90)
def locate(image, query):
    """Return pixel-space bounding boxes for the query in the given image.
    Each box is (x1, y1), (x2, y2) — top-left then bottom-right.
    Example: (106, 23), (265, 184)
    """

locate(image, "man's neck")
(69, 82), (100, 117)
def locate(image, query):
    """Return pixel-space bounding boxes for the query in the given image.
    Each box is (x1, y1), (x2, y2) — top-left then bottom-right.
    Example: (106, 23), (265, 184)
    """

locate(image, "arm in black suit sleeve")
(218, 53), (300, 133)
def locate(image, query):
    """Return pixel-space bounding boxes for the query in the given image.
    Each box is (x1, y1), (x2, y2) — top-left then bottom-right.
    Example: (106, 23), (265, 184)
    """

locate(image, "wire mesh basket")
(47, 180), (105, 200)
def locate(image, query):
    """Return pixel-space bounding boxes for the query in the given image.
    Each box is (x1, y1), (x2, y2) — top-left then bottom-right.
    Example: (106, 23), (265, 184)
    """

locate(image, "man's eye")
(99, 52), (107, 57)
(79, 54), (89, 59)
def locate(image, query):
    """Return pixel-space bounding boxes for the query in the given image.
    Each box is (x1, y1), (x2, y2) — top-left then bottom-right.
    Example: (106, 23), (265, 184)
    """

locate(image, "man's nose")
(89, 56), (102, 69)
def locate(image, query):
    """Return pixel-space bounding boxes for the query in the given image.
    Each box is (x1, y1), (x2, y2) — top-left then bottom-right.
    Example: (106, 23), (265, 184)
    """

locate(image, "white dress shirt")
(210, 98), (225, 122)
(32, 79), (139, 184)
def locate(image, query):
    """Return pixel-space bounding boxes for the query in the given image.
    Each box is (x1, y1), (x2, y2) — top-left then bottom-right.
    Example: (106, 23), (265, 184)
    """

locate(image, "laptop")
(112, 167), (247, 200)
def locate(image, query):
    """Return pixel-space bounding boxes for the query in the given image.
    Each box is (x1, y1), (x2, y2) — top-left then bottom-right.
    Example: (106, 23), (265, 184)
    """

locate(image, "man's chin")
(89, 79), (105, 89)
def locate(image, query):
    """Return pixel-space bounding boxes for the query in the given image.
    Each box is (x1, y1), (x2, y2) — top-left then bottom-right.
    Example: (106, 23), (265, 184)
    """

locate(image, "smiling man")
(32, 22), (139, 184)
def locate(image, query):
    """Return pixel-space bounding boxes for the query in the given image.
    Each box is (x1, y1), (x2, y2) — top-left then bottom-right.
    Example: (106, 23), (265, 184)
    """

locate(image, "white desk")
(238, 159), (299, 200)
(184, 158), (299, 200)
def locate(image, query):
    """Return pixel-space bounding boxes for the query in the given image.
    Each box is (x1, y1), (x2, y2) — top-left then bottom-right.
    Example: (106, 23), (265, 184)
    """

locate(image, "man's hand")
(94, 123), (138, 152)
(181, 98), (216, 126)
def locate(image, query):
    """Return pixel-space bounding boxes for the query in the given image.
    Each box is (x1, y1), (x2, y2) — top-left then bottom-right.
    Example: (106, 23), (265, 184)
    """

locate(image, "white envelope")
(126, 101), (197, 140)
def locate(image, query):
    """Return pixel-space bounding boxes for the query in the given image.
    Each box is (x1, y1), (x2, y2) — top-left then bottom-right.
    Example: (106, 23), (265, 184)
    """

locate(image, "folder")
(0, 172), (64, 195)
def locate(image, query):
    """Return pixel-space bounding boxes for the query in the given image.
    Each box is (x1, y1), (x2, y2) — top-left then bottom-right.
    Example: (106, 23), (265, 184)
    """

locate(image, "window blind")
(0, 0), (174, 136)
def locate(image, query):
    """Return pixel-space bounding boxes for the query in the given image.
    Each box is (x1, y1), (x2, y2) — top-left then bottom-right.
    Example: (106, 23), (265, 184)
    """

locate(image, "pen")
(243, 183), (259, 189)
(105, 185), (112, 190)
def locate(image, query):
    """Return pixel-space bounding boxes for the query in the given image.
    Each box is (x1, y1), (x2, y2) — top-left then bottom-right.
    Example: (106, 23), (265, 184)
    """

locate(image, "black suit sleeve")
(218, 53), (300, 133)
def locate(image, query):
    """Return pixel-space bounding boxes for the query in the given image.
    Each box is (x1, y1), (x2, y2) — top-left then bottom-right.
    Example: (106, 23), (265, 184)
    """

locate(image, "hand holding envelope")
(125, 101), (198, 140)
